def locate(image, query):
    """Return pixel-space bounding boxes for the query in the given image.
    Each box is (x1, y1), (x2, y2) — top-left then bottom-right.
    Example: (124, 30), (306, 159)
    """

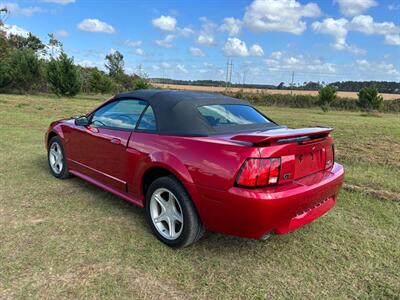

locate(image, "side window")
(137, 106), (157, 131)
(91, 99), (147, 130)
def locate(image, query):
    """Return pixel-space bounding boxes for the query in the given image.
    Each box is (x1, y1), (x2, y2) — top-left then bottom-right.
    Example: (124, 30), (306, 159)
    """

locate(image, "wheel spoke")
(167, 216), (176, 238)
(153, 210), (167, 223)
(172, 211), (183, 224)
(50, 149), (58, 159)
(154, 194), (167, 210)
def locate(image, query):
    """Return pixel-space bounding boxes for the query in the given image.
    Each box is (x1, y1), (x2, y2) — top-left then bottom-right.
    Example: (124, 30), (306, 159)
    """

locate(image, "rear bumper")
(193, 163), (344, 239)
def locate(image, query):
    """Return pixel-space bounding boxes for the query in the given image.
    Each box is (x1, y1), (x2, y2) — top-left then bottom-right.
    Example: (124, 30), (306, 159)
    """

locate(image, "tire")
(47, 136), (71, 179)
(145, 176), (204, 248)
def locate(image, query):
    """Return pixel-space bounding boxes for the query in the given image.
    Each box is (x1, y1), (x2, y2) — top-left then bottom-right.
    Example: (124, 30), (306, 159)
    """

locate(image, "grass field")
(1, 93), (399, 299)
(153, 83), (400, 100)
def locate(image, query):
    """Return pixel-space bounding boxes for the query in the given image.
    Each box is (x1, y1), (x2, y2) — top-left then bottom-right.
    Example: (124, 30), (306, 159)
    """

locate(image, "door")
(67, 99), (148, 192)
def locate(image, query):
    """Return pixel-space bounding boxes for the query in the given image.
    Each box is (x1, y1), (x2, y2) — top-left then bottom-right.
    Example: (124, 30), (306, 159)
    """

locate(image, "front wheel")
(145, 176), (204, 248)
(48, 136), (71, 179)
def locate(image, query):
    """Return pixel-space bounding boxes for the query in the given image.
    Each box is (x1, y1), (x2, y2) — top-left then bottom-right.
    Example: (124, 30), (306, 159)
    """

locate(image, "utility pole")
(225, 58), (234, 92)
(225, 58), (230, 91)
(290, 71), (295, 95)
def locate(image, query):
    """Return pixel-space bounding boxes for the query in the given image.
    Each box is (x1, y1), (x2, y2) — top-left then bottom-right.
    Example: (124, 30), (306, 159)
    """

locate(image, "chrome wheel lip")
(49, 142), (63, 175)
(150, 188), (184, 240)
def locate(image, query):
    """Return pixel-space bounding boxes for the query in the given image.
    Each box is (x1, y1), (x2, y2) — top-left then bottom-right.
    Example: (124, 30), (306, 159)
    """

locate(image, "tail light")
(325, 144), (335, 169)
(236, 158), (281, 187)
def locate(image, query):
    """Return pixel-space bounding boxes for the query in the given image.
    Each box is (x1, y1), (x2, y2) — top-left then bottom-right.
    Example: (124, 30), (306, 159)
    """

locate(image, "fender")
(126, 149), (196, 206)
(148, 151), (194, 184)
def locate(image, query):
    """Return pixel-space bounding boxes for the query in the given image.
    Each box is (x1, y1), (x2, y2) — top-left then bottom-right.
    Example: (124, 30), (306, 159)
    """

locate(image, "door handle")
(110, 138), (121, 145)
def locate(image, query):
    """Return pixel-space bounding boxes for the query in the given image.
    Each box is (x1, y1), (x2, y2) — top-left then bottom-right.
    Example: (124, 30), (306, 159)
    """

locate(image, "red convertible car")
(46, 90), (344, 247)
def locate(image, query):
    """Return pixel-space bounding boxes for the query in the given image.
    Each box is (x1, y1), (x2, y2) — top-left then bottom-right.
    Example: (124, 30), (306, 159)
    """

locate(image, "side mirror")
(75, 116), (89, 126)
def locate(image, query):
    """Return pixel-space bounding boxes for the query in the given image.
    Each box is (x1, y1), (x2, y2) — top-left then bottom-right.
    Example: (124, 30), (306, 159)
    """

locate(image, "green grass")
(1, 94), (399, 299)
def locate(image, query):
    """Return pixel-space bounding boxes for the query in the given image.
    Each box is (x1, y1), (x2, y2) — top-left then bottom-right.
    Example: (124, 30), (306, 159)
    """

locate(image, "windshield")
(198, 104), (271, 127)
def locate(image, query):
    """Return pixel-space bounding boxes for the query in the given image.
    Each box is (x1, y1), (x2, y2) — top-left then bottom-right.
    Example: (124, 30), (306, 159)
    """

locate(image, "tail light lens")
(325, 144), (335, 169)
(236, 158), (281, 187)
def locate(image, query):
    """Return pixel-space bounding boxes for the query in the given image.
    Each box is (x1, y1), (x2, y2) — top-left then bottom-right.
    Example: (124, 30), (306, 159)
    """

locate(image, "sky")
(1, 0), (400, 85)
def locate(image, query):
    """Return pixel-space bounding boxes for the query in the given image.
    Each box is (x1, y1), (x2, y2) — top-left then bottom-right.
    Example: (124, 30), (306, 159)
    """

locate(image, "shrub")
(132, 76), (151, 90)
(47, 52), (81, 97)
(318, 86), (337, 112)
(357, 86), (384, 112)
(89, 69), (115, 94)
(0, 58), (12, 89)
(9, 49), (43, 93)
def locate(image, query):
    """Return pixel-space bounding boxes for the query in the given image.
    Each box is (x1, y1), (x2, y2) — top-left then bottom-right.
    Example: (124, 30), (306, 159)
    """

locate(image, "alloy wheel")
(49, 142), (63, 175)
(149, 188), (184, 240)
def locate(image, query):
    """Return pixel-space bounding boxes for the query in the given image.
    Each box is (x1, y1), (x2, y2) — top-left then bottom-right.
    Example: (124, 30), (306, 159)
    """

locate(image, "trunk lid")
(230, 127), (334, 184)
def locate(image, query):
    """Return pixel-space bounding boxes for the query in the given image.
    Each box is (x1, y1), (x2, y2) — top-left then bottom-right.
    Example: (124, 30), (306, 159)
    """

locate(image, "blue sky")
(1, 0), (400, 85)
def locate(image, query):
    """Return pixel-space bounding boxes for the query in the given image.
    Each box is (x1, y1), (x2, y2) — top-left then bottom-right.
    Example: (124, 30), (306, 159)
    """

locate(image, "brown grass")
(153, 83), (400, 100)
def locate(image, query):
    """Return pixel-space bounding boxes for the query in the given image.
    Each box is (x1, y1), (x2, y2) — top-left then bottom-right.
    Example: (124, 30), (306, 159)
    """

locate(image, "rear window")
(198, 105), (271, 127)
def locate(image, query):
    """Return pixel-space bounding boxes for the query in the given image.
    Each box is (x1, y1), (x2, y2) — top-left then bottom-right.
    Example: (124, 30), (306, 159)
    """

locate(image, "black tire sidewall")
(48, 136), (69, 179)
(145, 176), (202, 248)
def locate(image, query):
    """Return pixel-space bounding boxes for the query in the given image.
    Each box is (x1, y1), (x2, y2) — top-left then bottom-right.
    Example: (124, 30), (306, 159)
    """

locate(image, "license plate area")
(294, 149), (324, 179)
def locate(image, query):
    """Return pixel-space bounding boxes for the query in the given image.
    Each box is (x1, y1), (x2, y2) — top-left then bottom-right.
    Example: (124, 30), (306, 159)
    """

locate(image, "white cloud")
(152, 15), (177, 32)
(249, 44), (264, 56)
(55, 29), (69, 38)
(220, 17), (242, 36)
(124, 40), (142, 48)
(350, 15), (400, 45)
(313, 15), (400, 49)
(41, 0), (75, 4)
(385, 34), (400, 45)
(197, 17), (217, 45)
(312, 18), (366, 54)
(223, 37), (249, 56)
(1, 24), (29, 37)
(176, 64), (188, 73)
(179, 27), (194, 37)
(135, 48), (145, 56)
(189, 47), (205, 56)
(355, 59), (400, 79)
(264, 52), (337, 74)
(312, 18), (348, 49)
(336, 0), (377, 17)
(0, 2), (42, 16)
(271, 51), (283, 60)
(223, 38), (264, 57)
(155, 34), (175, 48)
(77, 19), (116, 33)
(243, 0), (320, 34)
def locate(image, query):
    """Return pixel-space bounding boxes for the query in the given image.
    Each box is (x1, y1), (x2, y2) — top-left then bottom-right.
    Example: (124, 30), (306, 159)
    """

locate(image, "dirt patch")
(344, 183), (400, 202)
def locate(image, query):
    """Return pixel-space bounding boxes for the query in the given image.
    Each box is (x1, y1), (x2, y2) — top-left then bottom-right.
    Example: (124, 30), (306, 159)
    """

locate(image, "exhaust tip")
(260, 231), (273, 241)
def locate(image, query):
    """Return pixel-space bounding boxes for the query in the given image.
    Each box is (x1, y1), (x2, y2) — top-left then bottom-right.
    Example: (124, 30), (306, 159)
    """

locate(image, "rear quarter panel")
(127, 132), (259, 197)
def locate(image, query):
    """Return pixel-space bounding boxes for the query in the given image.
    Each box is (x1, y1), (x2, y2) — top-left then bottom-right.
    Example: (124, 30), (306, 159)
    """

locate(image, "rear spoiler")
(231, 127), (333, 145)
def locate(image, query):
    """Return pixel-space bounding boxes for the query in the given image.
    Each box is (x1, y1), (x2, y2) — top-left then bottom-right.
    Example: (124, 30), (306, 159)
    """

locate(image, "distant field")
(153, 83), (400, 100)
(1, 93), (399, 299)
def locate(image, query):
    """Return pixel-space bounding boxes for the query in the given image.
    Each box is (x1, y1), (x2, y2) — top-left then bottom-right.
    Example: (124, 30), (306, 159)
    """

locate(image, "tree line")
(0, 20), (150, 97)
(152, 78), (400, 94)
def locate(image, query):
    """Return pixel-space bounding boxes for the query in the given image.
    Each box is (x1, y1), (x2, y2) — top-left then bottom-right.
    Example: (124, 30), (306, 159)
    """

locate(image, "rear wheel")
(145, 176), (204, 248)
(48, 136), (70, 179)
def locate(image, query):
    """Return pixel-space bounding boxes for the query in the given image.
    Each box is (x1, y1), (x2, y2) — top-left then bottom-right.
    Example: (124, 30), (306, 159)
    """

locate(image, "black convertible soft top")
(114, 89), (278, 136)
